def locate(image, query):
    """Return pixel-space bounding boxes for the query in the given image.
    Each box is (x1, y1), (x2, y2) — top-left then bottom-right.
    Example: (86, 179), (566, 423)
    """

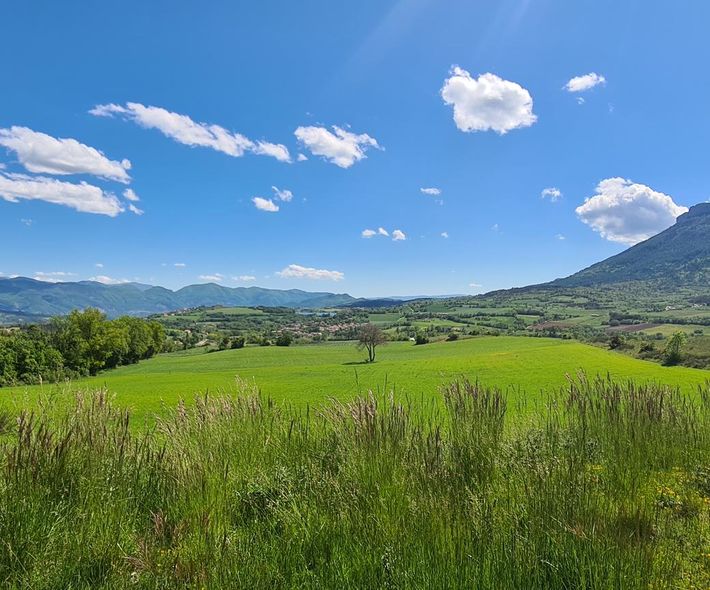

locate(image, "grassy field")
(4, 336), (708, 422)
(1, 377), (708, 588)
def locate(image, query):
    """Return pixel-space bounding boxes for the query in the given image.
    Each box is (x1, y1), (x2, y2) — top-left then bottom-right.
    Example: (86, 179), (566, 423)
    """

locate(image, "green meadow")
(4, 336), (708, 421)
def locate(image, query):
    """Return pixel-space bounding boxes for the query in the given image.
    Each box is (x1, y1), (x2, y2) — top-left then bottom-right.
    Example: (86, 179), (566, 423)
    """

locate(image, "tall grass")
(0, 375), (708, 588)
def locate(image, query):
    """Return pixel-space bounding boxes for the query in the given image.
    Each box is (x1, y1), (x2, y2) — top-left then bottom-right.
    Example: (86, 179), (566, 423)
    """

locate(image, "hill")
(0, 278), (356, 321)
(550, 202), (710, 288)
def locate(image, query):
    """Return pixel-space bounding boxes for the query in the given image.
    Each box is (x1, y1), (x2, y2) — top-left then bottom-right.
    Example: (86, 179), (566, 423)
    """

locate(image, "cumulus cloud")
(556, 234), (566, 240)
(441, 67), (537, 134)
(198, 273), (224, 283)
(441, 231), (449, 238)
(0, 126), (131, 183)
(90, 275), (131, 285)
(0, 172), (124, 216)
(90, 102), (290, 162)
(565, 73), (606, 93)
(541, 187), (563, 202)
(233, 275), (256, 282)
(127, 203), (144, 215)
(297, 153), (308, 162)
(252, 197), (279, 212)
(420, 187), (441, 196)
(576, 178), (688, 245)
(294, 125), (380, 168)
(392, 229), (406, 241)
(277, 264), (344, 281)
(95, 263), (104, 268)
(361, 229), (377, 238)
(272, 186), (293, 202)
(34, 271), (77, 283)
(378, 227), (389, 236)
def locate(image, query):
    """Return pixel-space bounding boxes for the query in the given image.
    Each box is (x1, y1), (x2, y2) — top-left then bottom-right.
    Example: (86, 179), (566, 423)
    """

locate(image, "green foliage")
(275, 333), (293, 347)
(0, 309), (165, 386)
(0, 377), (708, 588)
(663, 331), (688, 366)
(414, 332), (429, 345)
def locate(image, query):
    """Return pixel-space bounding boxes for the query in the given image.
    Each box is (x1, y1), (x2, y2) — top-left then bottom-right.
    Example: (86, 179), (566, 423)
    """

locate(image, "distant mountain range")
(550, 202), (710, 288)
(2, 203), (707, 323)
(0, 279), (357, 322)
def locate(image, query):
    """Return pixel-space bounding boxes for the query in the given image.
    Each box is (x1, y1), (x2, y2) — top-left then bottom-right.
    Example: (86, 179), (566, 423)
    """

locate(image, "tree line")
(0, 308), (165, 386)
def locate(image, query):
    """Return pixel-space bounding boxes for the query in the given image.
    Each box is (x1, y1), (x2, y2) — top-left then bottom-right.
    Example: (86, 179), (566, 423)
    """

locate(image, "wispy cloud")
(252, 197), (279, 212)
(294, 125), (380, 168)
(198, 273), (224, 283)
(90, 102), (291, 162)
(392, 229), (406, 241)
(277, 264), (344, 281)
(0, 126), (131, 183)
(34, 271), (77, 283)
(0, 172), (123, 216)
(541, 187), (563, 202)
(420, 187), (441, 196)
(564, 73), (606, 93)
(90, 275), (131, 285)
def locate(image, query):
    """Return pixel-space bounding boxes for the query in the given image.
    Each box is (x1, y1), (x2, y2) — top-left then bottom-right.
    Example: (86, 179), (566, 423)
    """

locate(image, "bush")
(275, 333), (293, 347)
(230, 336), (245, 349)
(414, 333), (429, 345)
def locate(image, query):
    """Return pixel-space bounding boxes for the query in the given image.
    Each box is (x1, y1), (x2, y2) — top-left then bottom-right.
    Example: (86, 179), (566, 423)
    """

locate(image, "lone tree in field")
(357, 323), (387, 363)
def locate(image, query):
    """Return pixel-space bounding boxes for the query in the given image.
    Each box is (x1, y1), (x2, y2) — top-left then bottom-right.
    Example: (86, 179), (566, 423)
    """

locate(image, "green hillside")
(5, 336), (708, 421)
(551, 203), (710, 288)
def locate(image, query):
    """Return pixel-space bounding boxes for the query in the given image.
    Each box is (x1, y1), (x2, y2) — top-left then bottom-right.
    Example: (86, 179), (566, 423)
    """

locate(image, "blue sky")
(1, 0), (709, 297)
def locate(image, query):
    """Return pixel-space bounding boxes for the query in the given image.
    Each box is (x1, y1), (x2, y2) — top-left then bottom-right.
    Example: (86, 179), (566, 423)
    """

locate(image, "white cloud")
(441, 67), (537, 134)
(361, 229), (377, 238)
(277, 264), (344, 281)
(420, 187), (441, 196)
(174, 262), (186, 268)
(252, 197), (279, 212)
(123, 188), (140, 202)
(90, 275), (131, 285)
(272, 186), (293, 202)
(95, 263), (104, 268)
(34, 271), (76, 283)
(565, 73), (606, 93)
(198, 273), (224, 283)
(576, 178), (688, 245)
(441, 231), (449, 238)
(20, 218), (32, 227)
(252, 141), (291, 162)
(0, 163), (5, 169)
(294, 125), (380, 168)
(469, 282), (483, 288)
(491, 223), (500, 232)
(0, 172), (124, 216)
(0, 126), (131, 183)
(556, 234), (566, 240)
(90, 102), (290, 162)
(297, 153), (308, 162)
(541, 187), (563, 202)
(233, 275), (256, 282)
(377, 227), (389, 237)
(392, 229), (406, 241)
(128, 203), (144, 215)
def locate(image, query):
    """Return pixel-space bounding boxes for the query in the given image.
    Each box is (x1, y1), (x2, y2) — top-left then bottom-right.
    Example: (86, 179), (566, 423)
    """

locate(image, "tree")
(356, 323), (387, 363)
(275, 333), (293, 347)
(662, 331), (687, 366)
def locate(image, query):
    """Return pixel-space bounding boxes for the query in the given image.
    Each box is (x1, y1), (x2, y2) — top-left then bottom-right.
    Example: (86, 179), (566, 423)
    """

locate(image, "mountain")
(550, 203), (710, 288)
(0, 279), (356, 322)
